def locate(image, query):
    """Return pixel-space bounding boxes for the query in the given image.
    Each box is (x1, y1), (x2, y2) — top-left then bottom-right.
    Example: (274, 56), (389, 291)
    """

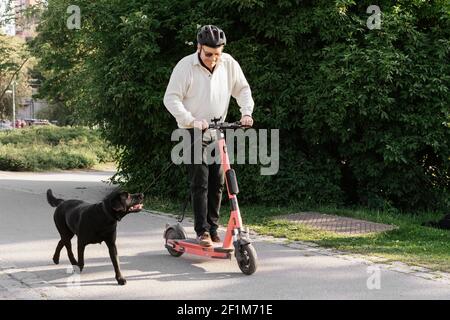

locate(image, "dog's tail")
(46, 189), (64, 207)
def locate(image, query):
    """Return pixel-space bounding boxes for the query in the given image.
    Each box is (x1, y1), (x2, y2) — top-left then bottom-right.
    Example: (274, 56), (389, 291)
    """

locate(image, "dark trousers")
(186, 129), (225, 236)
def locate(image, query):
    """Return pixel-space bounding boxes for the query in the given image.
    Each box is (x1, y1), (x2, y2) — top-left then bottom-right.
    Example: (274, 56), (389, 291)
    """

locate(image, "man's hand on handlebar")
(192, 119), (209, 130)
(240, 115), (253, 128)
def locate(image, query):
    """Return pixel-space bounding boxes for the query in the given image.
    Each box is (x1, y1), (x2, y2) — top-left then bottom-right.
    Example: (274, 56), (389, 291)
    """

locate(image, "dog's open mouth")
(129, 203), (144, 212)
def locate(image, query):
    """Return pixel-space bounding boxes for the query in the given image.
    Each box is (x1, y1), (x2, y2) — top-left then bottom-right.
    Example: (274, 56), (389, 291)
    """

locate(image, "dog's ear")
(110, 192), (128, 212)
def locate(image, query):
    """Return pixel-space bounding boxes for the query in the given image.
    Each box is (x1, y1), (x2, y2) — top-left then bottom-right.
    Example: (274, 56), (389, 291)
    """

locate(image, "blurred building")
(0, 0), (16, 35)
(16, 94), (48, 120)
(1, 0), (48, 119)
(1, 0), (41, 39)
(14, 0), (40, 40)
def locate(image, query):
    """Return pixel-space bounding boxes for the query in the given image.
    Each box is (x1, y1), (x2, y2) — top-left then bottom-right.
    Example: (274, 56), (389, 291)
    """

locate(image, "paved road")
(0, 170), (449, 300)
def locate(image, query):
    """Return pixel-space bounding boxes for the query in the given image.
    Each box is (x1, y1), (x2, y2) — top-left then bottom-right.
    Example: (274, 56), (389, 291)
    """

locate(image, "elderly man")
(164, 25), (254, 246)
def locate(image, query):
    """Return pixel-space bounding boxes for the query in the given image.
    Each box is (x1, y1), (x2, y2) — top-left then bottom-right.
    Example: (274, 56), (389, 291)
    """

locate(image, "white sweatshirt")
(163, 52), (254, 128)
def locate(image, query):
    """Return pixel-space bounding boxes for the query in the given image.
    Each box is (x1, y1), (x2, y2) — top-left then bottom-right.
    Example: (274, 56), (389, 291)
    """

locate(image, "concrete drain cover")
(278, 212), (397, 235)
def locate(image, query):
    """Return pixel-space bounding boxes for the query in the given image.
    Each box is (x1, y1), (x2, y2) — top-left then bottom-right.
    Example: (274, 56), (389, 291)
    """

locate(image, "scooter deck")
(166, 238), (234, 258)
(172, 238), (234, 251)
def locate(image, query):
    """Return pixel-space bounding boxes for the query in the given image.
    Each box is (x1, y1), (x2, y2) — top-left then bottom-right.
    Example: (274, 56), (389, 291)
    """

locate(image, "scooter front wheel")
(165, 228), (185, 257)
(236, 244), (257, 275)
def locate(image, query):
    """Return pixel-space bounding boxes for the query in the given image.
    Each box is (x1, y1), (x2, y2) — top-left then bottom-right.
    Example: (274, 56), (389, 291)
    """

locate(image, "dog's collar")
(101, 201), (120, 222)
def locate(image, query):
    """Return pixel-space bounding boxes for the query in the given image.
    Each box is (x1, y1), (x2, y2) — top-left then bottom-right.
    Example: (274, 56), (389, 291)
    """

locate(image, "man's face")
(198, 45), (223, 69)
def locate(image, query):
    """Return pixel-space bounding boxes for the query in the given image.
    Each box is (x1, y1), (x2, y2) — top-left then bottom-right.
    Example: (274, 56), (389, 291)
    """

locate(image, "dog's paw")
(53, 256), (59, 265)
(117, 277), (127, 285)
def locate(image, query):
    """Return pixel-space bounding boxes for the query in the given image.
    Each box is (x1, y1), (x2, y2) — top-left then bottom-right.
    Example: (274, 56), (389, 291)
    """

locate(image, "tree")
(31, 0), (450, 211)
(0, 35), (32, 120)
(0, 0), (46, 120)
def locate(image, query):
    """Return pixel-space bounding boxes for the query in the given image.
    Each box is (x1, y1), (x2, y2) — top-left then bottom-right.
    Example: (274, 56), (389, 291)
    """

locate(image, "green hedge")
(31, 0), (450, 211)
(0, 126), (114, 171)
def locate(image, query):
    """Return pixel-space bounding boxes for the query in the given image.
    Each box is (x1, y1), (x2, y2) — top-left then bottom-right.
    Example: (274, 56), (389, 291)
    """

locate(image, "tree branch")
(0, 57), (29, 101)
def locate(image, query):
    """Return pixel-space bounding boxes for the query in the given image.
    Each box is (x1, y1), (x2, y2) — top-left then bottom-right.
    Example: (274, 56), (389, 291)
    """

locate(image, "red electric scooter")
(163, 120), (257, 275)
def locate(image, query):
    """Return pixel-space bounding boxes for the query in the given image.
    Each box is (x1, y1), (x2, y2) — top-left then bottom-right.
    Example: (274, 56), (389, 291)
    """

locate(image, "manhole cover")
(278, 212), (397, 235)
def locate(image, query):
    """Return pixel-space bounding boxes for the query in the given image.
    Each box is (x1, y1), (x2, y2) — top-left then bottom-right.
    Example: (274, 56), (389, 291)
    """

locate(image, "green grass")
(144, 196), (450, 272)
(0, 126), (115, 171)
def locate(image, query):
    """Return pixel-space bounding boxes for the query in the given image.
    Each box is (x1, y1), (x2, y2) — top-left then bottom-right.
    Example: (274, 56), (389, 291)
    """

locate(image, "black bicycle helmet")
(197, 25), (226, 48)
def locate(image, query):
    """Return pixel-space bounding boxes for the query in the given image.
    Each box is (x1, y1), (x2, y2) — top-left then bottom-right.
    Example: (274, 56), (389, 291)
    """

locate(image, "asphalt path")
(0, 171), (449, 300)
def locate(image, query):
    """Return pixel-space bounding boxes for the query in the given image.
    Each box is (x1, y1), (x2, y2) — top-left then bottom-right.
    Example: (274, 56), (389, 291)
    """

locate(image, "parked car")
(23, 118), (37, 126)
(0, 122), (13, 131)
(24, 119), (51, 126)
(34, 119), (51, 126)
(15, 119), (27, 128)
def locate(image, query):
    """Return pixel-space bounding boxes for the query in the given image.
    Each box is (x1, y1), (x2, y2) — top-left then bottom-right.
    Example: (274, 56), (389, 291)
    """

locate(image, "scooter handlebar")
(208, 121), (249, 130)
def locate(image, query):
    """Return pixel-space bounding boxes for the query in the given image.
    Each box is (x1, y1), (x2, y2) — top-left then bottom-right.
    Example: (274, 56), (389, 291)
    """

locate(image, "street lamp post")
(5, 80), (16, 129)
(12, 81), (16, 129)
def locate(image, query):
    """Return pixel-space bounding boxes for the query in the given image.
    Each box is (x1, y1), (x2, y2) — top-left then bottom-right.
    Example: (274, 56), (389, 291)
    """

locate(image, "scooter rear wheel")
(165, 228), (185, 257)
(236, 244), (257, 275)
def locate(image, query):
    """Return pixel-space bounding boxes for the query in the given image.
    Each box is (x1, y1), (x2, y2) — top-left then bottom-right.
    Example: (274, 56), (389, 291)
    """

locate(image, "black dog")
(46, 189), (144, 285)
(422, 213), (450, 230)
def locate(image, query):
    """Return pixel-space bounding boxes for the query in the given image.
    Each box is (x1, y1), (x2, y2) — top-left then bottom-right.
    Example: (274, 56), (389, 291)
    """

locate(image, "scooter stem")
(214, 129), (243, 249)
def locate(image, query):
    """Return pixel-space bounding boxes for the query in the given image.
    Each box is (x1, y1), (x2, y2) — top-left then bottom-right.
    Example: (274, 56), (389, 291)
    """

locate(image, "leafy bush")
(31, 0), (450, 211)
(0, 126), (114, 171)
(0, 154), (30, 171)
